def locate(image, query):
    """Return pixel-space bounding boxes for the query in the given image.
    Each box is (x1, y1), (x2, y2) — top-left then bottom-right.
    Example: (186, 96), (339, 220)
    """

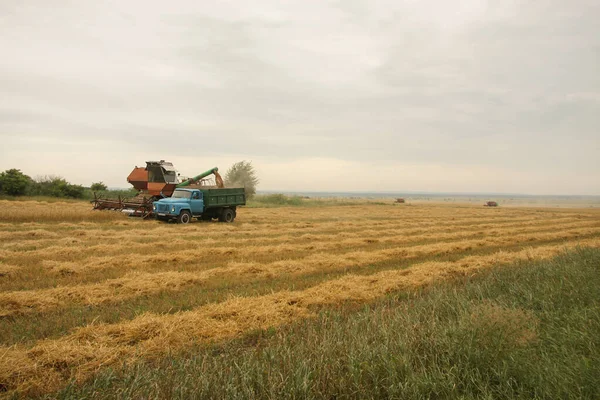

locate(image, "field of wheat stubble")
(0, 198), (599, 397)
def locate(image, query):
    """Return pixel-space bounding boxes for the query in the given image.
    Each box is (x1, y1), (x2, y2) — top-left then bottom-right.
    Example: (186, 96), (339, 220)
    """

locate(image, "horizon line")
(256, 190), (600, 197)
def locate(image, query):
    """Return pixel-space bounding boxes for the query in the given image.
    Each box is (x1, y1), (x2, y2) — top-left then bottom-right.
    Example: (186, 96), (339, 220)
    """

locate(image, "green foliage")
(0, 169), (31, 196)
(250, 193), (304, 206)
(247, 194), (370, 208)
(90, 182), (108, 192)
(0, 169), (137, 200)
(51, 248), (600, 399)
(224, 161), (259, 199)
(92, 188), (138, 200)
(27, 176), (86, 199)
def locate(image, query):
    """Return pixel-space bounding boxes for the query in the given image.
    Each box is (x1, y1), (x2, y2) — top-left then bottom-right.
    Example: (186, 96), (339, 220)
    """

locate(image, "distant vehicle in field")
(153, 188), (246, 223)
(395, 198), (406, 203)
(484, 201), (499, 207)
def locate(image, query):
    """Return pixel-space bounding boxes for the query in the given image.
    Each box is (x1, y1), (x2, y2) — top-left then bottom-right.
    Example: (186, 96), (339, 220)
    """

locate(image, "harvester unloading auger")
(92, 160), (224, 218)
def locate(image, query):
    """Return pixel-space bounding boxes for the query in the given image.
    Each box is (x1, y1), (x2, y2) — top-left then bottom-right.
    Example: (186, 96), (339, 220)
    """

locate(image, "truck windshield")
(171, 190), (192, 199)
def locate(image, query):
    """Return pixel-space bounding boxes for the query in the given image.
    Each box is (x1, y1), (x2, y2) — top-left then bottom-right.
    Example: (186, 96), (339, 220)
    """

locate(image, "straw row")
(2, 225), (598, 317)
(2, 218), (596, 273)
(0, 215), (588, 253)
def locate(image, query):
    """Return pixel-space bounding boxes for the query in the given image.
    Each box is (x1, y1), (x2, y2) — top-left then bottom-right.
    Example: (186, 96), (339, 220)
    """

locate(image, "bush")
(0, 169), (31, 196)
(90, 188), (138, 200)
(91, 182), (108, 191)
(250, 193), (304, 206)
(27, 176), (86, 199)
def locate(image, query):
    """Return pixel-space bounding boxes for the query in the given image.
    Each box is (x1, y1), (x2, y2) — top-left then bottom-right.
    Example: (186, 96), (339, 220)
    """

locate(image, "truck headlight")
(153, 204), (157, 210)
(171, 206), (176, 213)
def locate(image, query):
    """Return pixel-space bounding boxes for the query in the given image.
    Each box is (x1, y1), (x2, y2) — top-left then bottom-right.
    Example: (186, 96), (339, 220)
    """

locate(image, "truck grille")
(157, 204), (169, 212)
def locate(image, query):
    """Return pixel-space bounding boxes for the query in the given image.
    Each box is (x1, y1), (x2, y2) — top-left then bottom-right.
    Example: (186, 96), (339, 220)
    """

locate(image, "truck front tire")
(220, 208), (235, 223)
(178, 210), (191, 224)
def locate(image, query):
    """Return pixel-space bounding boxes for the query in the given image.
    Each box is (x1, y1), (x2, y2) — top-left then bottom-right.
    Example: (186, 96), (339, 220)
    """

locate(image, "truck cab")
(153, 188), (244, 223)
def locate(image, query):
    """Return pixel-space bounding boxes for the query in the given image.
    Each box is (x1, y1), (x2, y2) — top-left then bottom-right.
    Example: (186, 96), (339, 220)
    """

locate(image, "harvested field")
(0, 199), (599, 397)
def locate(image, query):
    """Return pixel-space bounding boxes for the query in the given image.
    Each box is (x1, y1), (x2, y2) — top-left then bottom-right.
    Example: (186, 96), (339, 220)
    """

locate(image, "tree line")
(0, 168), (117, 199)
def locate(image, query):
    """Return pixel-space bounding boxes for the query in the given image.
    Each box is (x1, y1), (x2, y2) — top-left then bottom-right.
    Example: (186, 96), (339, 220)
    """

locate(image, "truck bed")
(201, 187), (246, 208)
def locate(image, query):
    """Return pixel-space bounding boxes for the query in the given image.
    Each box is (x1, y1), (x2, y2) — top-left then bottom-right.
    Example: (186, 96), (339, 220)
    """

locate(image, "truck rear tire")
(177, 210), (191, 224)
(219, 208), (235, 223)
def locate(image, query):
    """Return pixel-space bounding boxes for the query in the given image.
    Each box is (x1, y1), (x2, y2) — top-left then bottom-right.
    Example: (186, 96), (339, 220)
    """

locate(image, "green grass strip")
(49, 247), (600, 400)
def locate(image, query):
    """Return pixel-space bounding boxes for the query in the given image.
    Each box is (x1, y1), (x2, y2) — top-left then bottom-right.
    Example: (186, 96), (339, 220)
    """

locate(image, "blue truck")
(153, 187), (246, 223)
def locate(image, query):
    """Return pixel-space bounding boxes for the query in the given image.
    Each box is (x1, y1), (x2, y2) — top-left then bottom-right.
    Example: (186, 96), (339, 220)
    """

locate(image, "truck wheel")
(177, 210), (191, 224)
(220, 208), (235, 223)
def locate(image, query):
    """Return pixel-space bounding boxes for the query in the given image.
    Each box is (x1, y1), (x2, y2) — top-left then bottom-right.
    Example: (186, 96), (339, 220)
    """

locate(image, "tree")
(0, 169), (31, 196)
(224, 161), (259, 198)
(63, 183), (85, 198)
(91, 181), (108, 191)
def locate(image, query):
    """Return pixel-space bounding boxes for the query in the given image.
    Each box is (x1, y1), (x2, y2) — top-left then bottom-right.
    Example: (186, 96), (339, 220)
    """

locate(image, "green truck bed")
(201, 187), (246, 208)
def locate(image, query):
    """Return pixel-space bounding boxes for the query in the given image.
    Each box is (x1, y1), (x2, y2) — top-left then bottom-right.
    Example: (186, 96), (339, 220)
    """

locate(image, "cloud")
(0, 0), (598, 194)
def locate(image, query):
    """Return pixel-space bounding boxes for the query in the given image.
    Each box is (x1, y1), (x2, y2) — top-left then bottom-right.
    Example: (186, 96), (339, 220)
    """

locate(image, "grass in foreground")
(50, 247), (600, 399)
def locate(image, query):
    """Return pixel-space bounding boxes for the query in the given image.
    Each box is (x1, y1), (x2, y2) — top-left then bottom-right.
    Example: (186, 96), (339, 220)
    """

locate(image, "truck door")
(190, 191), (204, 215)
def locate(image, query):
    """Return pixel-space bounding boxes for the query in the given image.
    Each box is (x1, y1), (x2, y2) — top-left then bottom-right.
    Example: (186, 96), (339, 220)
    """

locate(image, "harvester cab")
(127, 160), (180, 197)
(147, 161), (179, 184)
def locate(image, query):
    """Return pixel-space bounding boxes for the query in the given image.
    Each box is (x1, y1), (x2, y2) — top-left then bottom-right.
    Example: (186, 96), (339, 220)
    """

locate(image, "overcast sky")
(1, 0), (598, 194)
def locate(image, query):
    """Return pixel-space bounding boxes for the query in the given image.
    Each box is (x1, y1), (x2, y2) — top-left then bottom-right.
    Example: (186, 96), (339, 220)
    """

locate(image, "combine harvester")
(92, 160), (225, 219)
